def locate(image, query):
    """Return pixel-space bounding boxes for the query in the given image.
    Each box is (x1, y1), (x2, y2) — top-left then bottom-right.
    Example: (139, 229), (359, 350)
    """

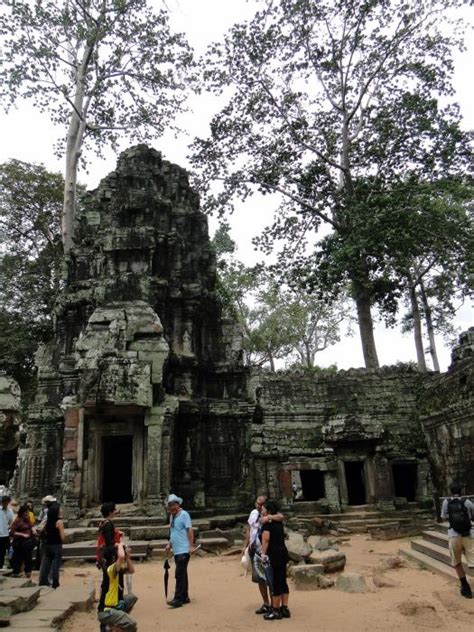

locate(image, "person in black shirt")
(38, 502), (64, 588)
(260, 499), (290, 620)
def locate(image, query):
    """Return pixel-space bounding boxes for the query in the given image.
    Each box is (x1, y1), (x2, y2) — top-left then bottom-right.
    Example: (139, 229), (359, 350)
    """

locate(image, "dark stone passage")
(345, 461), (366, 505)
(392, 462), (418, 501)
(102, 435), (133, 503)
(300, 469), (325, 501)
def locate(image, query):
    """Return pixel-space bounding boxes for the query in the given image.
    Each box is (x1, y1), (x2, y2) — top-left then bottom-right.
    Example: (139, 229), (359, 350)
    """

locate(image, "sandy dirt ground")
(59, 534), (474, 631)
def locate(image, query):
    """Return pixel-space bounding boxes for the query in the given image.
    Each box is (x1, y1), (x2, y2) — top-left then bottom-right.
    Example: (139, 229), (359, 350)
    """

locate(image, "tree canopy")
(0, 0), (194, 254)
(0, 160), (65, 395)
(192, 0), (472, 368)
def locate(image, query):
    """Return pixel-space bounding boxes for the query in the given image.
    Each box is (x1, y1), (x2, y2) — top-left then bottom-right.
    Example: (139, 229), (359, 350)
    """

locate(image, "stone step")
(410, 538), (474, 576)
(62, 540), (151, 561)
(0, 586), (41, 614)
(421, 529), (449, 549)
(8, 582), (95, 630)
(399, 545), (458, 581)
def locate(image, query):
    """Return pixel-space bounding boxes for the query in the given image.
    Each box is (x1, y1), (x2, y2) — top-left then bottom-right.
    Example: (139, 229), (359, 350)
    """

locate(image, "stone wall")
(247, 366), (432, 510)
(0, 374), (21, 485)
(419, 328), (474, 495)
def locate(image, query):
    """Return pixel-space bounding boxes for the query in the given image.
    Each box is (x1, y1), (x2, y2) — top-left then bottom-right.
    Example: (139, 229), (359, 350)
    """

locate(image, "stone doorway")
(300, 470), (325, 501)
(344, 461), (366, 505)
(392, 462), (418, 501)
(102, 435), (133, 503)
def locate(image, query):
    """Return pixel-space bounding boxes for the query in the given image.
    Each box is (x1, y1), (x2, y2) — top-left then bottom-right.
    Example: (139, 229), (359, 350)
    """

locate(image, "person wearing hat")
(165, 493), (195, 608)
(38, 495), (57, 526)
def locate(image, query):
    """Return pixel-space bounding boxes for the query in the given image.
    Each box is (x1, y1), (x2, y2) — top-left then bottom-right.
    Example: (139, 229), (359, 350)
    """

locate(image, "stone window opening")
(299, 470), (326, 501)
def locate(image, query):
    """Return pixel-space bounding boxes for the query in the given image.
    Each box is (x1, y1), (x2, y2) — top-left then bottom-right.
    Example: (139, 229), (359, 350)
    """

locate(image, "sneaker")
(255, 604), (271, 615)
(460, 583), (472, 599)
(264, 608), (282, 620)
(280, 606), (291, 618)
(167, 599), (183, 608)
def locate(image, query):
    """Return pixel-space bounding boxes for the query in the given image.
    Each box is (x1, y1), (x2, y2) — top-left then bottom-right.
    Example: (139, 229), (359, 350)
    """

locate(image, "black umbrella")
(164, 558), (171, 599)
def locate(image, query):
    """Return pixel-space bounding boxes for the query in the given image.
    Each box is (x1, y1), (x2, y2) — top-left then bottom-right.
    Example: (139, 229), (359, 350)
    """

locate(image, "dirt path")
(61, 535), (474, 631)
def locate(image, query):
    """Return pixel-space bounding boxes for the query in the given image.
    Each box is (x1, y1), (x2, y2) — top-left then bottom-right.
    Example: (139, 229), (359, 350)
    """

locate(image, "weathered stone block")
(335, 572), (369, 593)
(289, 564), (325, 590)
(308, 549), (346, 573)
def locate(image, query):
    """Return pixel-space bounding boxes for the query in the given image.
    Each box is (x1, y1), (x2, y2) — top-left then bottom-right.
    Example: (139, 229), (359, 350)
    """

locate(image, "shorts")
(448, 536), (474, 567)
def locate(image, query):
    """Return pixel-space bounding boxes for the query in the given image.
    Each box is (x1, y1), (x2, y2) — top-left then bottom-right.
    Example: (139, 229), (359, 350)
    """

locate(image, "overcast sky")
(0, 0), (472, 371)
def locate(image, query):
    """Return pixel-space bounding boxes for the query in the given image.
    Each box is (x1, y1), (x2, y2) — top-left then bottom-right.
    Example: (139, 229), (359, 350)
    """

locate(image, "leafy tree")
(0, 160), (65, 395)
(0, 0), (194, 255)
(191, 0), (472, 368)
(211, 229), (352, 370)
(247, 285), (352, 370)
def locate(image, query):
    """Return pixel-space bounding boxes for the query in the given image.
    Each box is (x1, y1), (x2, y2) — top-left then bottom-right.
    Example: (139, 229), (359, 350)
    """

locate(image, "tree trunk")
(63, 125), (80, 256)
(408, 281), (427, 372)
(62, 42), (94, 256)
(268, 352), (275, 372)
(351, 277), (379, 369)
(419, 280), (440, 372)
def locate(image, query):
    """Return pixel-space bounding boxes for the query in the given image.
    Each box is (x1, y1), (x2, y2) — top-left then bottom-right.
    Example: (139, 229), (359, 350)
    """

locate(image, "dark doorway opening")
(392, 462), (417, 501)
(300, 470), (325, 501)
(102, 435), (133, 503)
(344, 461), (366, 505)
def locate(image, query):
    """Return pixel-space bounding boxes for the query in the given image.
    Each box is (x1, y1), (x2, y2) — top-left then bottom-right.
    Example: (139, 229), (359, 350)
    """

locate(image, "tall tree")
(0, 0), (194, 255)
(191, 0), (471, 368)
(0, 160), (65, 394)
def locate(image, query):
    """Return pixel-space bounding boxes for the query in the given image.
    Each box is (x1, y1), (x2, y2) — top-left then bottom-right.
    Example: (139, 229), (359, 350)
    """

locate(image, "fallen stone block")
(289, 564), (324, 590)
(199, 537), (230, 553)
(308, 550), (346, 573)
(286, 532), (312, 562)
(335, 572), (369, 593)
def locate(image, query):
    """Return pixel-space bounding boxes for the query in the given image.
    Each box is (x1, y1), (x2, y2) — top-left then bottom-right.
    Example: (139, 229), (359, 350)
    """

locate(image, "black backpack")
(447, 498), (471, 536)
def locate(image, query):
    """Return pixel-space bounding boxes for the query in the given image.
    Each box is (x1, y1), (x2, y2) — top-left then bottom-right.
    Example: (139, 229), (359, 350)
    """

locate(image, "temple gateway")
(3, 146), (472, 518)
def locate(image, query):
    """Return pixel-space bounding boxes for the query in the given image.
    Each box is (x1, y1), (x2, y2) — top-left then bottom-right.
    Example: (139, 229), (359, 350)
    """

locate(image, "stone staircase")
(61, 511), (249, 562)
(399, 522), (474, 579)
(0, 572), (94, 630)
(289, 503), (434, 534)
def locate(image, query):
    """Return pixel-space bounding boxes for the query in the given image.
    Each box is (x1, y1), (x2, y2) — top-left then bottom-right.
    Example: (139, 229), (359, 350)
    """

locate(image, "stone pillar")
(324, 470), (341, 512)
(373, 451), (395, 510)
(144, 396), (178, 515)
(416, 458), (432, 505)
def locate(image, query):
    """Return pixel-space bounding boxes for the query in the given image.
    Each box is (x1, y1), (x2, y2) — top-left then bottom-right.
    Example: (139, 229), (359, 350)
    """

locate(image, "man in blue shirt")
(165, 493), (195, 608)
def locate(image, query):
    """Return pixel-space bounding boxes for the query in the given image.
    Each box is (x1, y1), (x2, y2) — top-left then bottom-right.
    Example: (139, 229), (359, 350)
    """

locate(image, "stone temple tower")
(15, 145), (248, 516)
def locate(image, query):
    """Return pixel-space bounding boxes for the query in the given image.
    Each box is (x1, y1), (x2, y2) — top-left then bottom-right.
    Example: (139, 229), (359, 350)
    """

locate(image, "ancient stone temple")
(0, 373), (21, 486)
(12, 146), (473, 517)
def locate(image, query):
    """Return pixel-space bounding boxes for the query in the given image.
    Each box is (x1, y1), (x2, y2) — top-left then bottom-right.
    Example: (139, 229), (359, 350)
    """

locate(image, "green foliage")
(0, 160), (65, 395)
(212, 228), (353, 370)
(0, 0), (195, 251)
(0, 0), (194, 155)
(192, 0), (472, 368)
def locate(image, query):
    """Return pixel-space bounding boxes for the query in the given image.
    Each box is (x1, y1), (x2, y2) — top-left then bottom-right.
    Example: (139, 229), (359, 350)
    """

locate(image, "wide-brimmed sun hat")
(41, 495), (57, 503)
(166, 494), (183, 505)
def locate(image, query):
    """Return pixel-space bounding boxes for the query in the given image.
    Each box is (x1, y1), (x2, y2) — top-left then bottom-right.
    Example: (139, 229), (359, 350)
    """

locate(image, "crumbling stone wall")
(248, 366), (432, 510)
(419, 328), (474, 494)
(0, 374), (21, 485)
